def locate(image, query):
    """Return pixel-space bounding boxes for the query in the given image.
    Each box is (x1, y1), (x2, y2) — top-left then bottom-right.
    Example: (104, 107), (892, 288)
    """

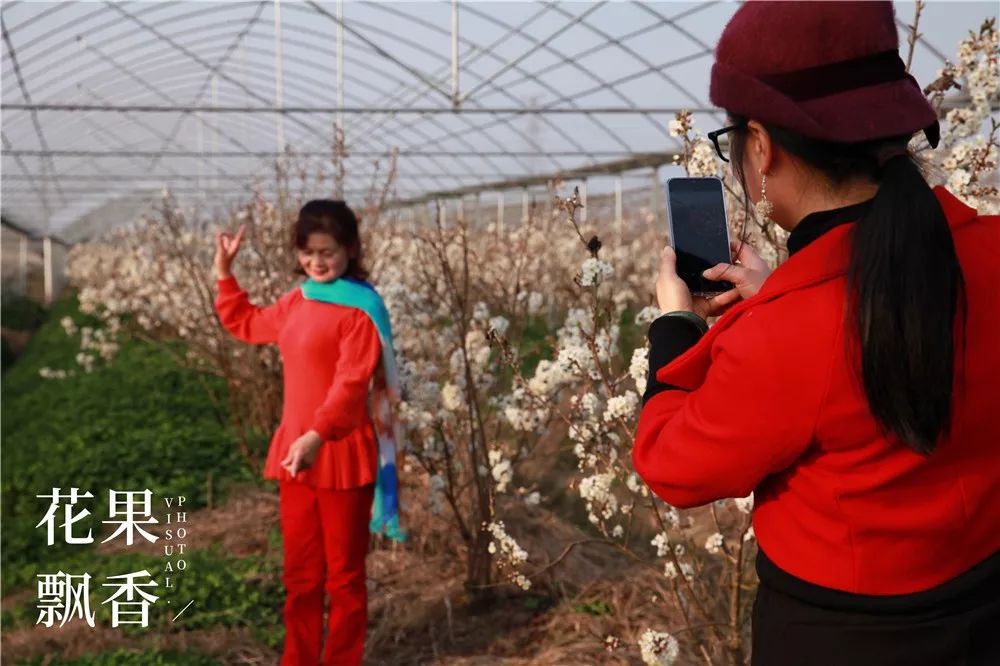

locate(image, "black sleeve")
(642, 314), (707, 405)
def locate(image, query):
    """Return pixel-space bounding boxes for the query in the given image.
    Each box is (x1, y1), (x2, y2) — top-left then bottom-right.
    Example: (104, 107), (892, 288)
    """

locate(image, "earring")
(754, 171), (774, 223)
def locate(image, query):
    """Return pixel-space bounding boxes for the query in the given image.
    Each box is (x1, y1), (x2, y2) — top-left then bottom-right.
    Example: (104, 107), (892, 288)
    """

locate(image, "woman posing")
(214, 200), (400, 665)
(634, 2), (999, 664)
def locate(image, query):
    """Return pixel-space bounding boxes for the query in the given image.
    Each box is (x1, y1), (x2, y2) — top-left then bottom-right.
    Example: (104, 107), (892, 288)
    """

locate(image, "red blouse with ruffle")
(214, 275), (382, 489)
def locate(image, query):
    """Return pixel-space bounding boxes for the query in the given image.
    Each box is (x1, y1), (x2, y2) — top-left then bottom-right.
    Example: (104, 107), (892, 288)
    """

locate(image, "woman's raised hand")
(214, 224), (246, 280)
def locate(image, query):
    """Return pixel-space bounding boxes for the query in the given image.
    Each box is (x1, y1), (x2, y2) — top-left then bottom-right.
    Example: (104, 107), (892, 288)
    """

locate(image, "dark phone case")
(666, 178), (736, 296)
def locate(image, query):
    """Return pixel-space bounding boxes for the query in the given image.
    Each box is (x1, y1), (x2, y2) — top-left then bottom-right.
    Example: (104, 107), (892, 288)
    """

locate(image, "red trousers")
(278, 479), (373, 666)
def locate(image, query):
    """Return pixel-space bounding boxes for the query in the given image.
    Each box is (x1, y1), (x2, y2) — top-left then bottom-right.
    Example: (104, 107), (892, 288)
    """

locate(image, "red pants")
(278, 479), (374, 666)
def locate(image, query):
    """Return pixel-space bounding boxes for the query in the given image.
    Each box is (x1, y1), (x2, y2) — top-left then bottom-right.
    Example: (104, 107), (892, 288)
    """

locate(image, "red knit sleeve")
(632, 315), (825, 508)
(214, 275), (296, 345)
(309, 310), (383, 441)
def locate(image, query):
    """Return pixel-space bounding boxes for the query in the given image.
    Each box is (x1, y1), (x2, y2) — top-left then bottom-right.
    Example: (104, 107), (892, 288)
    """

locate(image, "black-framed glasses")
(707, 120), (748, 163)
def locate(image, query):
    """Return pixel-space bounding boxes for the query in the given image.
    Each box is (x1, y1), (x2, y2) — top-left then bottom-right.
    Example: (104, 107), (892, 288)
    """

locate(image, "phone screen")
(666, 177), (735, 294)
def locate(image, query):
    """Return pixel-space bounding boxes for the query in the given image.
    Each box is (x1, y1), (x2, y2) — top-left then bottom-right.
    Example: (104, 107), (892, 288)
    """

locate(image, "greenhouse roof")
(1, 1), (993, 239)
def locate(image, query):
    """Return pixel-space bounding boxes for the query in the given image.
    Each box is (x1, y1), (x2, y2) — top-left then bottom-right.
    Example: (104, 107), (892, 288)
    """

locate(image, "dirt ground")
(3, 481), (703, 665)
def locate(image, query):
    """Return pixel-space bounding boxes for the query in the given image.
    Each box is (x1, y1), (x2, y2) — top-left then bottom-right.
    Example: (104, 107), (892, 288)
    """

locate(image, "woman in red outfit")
(633, 2), (999, 664)
(214, 200), (381, 665)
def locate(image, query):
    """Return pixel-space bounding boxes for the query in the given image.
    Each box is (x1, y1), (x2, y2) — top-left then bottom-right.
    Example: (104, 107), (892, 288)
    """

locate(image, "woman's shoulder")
(256, 283), (304, 320)
(343, 276), (387, 302)
(279, 283), (307, 306)
(934, 186), (997, 228)
(340, 278), (391, 319)
(296, 287), (377, 326)
(710, 280), (843, 361)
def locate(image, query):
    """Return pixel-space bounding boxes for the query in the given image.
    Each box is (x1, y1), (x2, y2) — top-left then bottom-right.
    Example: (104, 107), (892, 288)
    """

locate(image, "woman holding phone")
(634, 2), (999, 664)
(214, 200), (401, 665)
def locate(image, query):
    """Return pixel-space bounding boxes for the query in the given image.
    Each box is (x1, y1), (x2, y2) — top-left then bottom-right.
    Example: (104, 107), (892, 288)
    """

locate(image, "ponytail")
(846, 154), (967, 454)
(728, 113), (968, 455)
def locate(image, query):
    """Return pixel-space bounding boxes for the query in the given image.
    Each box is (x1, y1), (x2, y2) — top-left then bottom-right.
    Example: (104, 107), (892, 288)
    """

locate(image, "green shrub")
(1, 289), (47, 332)
(2, 292), (283, 663)
(2, 544), (283, 648)
(2, 334), (14, 373)
(1, 293), (256, 590)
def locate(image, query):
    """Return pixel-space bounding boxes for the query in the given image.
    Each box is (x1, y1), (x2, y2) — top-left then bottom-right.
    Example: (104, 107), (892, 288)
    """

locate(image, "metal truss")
(0, 0), (974, 240)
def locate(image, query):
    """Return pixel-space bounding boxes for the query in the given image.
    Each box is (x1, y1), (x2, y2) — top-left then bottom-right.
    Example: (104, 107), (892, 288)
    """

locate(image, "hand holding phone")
(703, 239), (773, 303)
(656, 237), (774, 319)
(656, 244), (741, 319)
(658, 177), (773, 318)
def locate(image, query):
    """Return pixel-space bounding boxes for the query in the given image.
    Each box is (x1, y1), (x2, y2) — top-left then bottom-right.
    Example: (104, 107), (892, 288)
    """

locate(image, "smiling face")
(296, 232), (349, 282)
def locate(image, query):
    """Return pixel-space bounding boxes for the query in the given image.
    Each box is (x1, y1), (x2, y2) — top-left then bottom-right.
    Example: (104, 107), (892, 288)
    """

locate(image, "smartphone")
(665, 177), (736, 296)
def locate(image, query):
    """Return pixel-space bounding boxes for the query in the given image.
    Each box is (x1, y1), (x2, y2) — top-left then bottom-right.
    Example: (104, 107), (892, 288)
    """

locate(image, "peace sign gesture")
(214, 224), (246, 280)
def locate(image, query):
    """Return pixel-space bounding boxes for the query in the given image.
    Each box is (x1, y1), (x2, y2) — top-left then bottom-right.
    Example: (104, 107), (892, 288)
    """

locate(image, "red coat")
(634, 187), (1000, 595)
(215, 276), (382, 489)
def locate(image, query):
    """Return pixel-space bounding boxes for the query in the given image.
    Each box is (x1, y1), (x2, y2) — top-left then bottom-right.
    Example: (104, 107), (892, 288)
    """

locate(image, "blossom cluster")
(39, 315), (122, 379)
(486, 521), (531, 590)
(638, 629), (680, 666)
(930, 19), (999, 212)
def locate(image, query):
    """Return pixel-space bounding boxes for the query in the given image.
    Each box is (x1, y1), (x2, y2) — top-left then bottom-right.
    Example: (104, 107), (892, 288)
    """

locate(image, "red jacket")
(215, 276), (382, 489)
(634, 187), (1000, 595)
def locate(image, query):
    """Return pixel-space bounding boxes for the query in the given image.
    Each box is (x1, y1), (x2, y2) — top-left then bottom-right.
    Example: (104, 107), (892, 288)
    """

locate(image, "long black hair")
(728, 113), (967, 455)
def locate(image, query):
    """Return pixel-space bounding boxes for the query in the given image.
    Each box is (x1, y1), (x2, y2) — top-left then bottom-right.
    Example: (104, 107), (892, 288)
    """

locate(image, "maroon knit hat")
(709, 0), (940, 148)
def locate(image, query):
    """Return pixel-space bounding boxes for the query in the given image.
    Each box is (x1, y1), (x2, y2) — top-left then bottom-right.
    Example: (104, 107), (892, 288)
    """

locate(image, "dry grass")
(361, 494), (693, 666)
(92, 483), (279, 560)
(4, 478), (702, 665)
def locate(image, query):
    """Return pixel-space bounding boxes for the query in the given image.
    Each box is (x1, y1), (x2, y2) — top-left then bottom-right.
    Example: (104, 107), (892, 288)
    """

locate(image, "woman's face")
(297, 232), (349, 282)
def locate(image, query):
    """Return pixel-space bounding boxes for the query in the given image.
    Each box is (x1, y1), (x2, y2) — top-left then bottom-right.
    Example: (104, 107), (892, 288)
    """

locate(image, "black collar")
(787, 198), (874, 257)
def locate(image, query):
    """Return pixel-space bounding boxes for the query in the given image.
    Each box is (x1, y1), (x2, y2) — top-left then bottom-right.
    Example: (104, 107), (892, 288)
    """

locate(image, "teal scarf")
(300, 276), (406, 542)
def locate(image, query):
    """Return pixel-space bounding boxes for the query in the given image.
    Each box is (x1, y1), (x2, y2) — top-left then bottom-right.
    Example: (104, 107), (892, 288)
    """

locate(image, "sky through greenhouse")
(1, 0), (996, 239)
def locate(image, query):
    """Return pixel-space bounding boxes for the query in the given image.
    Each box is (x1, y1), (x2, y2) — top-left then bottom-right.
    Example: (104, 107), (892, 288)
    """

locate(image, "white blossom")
(60, 316), (78, 336)
(441, 383), (463, 411)
(486, 521), (530, 590)
(651, 532), (670, 557)
(527, 291), (544, 315)
(947, 168), (972, 191)
(638, 629), (680, 666)
(629, 346), (649, 394)
(578, 471), (618, 524)
(577, 257), (614, 287)
(488, 315), (510, 336)
(472, 301), (490, 322)
(663, 561), (677, 579)
(603, 391), (638, 422)
(635, 305), (662, 325)
(687, 139), (720, 178)
(488, 449), (513, 493)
